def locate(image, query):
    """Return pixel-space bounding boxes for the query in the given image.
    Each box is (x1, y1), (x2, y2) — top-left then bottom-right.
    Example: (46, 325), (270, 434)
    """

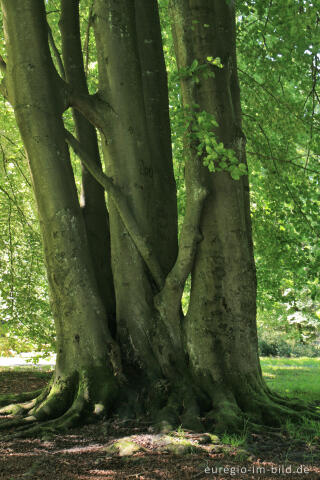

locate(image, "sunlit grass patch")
(260, 357), (320, 402)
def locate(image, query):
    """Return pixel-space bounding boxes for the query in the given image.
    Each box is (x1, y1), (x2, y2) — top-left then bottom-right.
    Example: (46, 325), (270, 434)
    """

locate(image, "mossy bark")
(0, 0), (120, 431)
(92, 0), (183, 378)
(168, 0), (306, 431)
(60, 0), (116, 332)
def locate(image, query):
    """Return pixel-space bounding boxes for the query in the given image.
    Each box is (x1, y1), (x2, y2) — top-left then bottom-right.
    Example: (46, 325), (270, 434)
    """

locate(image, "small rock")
(160, 443), (191, 455)
(209, 434), (220, 444)
(104, 437), (141, 457)
(198, 434), (213, 445)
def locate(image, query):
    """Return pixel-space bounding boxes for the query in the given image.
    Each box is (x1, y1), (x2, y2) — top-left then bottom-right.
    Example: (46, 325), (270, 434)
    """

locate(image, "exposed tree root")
(154, 390), (181, 433)
(0, 368), (118, 439)
(0, 383), (52, 416)
(0, 368), (319, 440)
(266, 388), (318, 411)
(0, 416), (37, 433)
(153, 381), (207, 433)
(0, 389), (43, 408)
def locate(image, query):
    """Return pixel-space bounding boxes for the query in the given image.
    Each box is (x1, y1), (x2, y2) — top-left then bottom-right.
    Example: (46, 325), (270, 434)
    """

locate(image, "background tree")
(237, 0), (320, 348)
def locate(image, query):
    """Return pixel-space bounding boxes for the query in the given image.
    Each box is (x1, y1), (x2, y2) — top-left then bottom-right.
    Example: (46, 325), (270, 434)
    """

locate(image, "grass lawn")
(261, 356), (320, 403)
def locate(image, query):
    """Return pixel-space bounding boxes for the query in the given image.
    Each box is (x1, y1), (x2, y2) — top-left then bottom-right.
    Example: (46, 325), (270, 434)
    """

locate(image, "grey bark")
(60, 0), (116, 331)
(169, 0), (265, 429)
(1, 0), (120, 421)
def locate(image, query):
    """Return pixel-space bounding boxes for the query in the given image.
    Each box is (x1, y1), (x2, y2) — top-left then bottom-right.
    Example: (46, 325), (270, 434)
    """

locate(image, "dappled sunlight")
(261, 357), (320, 402)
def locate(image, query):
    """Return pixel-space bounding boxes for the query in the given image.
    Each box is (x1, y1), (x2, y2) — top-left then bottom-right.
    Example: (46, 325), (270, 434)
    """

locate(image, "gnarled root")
(0, 382), (52, 417)
(0, 389), (43, 409)
(0, 367), (118, 438)
(1, 367), (318, 439)
(202, 379), (320, 434)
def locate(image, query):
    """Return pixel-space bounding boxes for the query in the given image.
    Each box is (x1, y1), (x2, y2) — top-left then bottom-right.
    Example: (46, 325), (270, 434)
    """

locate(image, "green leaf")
(190, 59), (199, 72)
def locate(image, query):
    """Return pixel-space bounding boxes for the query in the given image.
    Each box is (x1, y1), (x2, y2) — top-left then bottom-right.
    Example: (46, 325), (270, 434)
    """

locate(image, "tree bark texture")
(168, 0), (302, 430)
(0, 0), (120, 431)
(92, 0), (182, 378)
(0, 0), (312, 436)
(60, 0), (116, 332)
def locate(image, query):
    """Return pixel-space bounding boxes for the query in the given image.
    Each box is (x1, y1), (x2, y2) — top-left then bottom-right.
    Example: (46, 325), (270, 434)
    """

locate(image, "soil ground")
(0, 369), (319, 480)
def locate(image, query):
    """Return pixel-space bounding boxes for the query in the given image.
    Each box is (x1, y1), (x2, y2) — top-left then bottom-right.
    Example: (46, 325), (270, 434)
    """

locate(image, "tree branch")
(68, 91), (112, 132)
(0, 55), (6, 74)
(65, 129), (165, 289)
(59, 0), (115, 132)
(255, 121), (317, 235)
(239, 68), (320, 133)
(155, 175), (207, 312)
(0, 55), (9, 100)
(47, 22), (66, 80)
(0, 185), (37, 233)
(247, 150), (320, 175)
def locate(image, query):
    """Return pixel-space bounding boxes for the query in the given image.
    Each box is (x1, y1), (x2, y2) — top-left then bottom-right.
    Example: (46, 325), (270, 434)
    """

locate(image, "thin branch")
(165, 187), (206, 291)
(0, 135), (32, 187)
(65, 129), (165, 289)
(263, 0), (273, 32)
(155, 180), (207, 309)
(69, 92), (109, 131)
(47, 23), (66, 81)
(247, 150), (320, 175)
(154, 137), (208, 328)
(0, 185), (37, 233)
(255, 122), (317, 235)
(239, 68), (320, 133)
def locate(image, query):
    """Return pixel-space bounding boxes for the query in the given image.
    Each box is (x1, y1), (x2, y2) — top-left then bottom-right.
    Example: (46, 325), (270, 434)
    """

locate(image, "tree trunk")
(169, 0), (305, 430)
(60, 0), (116, 334)
(92, 0), (181, 379)
(0, 0), (313, 437)
(0, 0), (120, 432)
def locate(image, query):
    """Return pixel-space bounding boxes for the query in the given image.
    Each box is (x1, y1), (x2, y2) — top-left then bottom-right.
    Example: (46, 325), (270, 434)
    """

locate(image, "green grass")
(221, 431), (248, 447)
(261, 356), (320, 403)
(261, 357), (320, 445)
(219, 357), (320, 447)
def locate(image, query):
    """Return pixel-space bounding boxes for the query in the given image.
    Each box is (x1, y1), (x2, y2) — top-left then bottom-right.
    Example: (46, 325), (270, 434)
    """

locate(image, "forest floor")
(0, 359), (319, 479)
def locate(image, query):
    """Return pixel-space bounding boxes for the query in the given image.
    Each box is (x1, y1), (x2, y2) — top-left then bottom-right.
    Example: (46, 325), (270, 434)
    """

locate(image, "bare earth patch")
(0, 371), (319, 479)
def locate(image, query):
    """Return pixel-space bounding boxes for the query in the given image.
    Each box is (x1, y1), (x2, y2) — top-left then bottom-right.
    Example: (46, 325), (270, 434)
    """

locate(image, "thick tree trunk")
(0, 0), (313, 438)
(92, 0), (182, 379)
(0, 0), (120, 431)
(60, 0), (116, 333)
(169, 0), (302, 430)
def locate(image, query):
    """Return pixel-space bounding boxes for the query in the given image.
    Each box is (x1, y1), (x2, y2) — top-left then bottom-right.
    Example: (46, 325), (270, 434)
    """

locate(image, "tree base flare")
(0, 367), (118, 438)
(0, 371), (319, 439)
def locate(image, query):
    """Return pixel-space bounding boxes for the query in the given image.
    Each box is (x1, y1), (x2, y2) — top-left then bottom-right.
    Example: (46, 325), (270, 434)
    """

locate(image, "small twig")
(0, 185), (36, 233)
(256, 122), (317, 235)
(246, 150), (320, 175)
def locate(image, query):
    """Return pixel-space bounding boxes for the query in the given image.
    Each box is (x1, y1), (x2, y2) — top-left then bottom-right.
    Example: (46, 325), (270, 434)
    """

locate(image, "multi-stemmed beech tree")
(0, 0), (311, 436)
